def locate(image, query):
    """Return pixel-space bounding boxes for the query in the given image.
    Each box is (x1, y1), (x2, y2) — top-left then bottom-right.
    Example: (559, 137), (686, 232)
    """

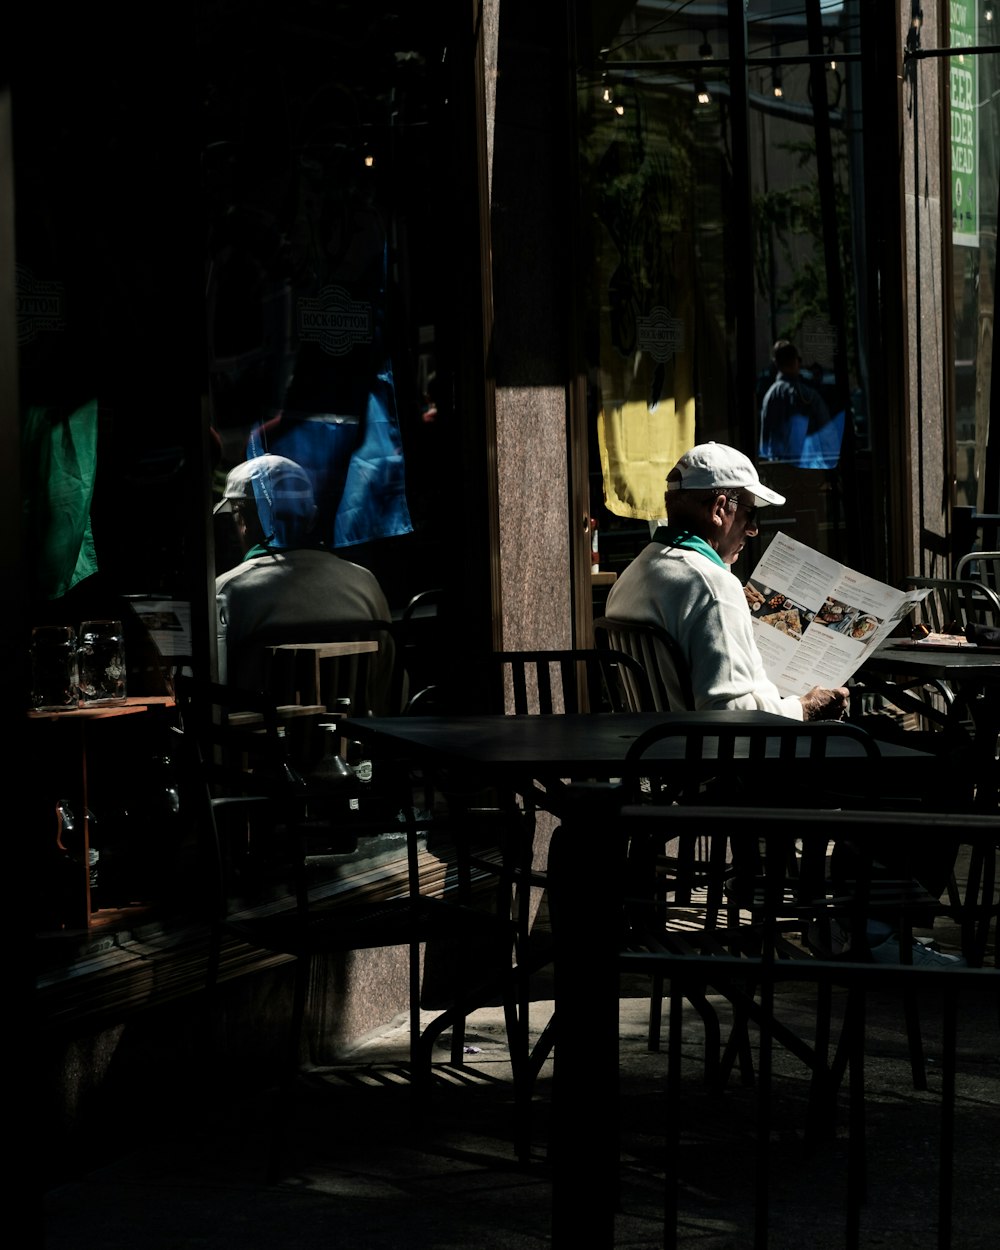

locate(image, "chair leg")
(938, 991), (959, 1249)
(901, 986), (928, 1091)
(647, 973), (664, 1050)
(845, 987), (868, 1243)
(718, 992), (758, 1090)
(449, 1007), (468, 1065)
(647, 969), (722, 1086)
(955, 843), (996, 967)
(752, 977), (774, 1250)
(511, 998), (550, 1165)
(664, 990), (684, 1250)
(804, 979), (837, 1146)
(266, 951), (310, 1185)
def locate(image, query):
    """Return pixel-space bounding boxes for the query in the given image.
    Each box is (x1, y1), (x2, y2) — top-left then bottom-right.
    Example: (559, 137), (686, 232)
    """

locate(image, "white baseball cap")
(666, 442), (785, 507)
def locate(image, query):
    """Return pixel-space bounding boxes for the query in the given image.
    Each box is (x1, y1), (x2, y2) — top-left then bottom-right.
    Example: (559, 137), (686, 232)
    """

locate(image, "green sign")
(950, 3), (978, 247)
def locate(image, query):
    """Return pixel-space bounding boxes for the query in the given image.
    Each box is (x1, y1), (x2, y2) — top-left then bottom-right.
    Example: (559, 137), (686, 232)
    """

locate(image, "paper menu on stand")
(743, 533), (931, 696)
(127, 598), (193, 659)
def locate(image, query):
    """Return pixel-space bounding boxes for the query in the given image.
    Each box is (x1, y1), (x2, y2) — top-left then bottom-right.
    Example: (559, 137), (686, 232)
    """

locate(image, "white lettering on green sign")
(950, 8), (978, 246)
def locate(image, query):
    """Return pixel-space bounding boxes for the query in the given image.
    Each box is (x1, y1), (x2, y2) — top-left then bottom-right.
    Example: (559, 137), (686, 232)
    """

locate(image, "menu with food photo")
(742, 533), (931, 696)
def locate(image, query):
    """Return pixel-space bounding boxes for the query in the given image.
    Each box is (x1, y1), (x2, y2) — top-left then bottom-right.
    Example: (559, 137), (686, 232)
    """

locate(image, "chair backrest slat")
(471, 649), (652, 717)
(622, 717), (881, 806)
(594, 617), (695, 712)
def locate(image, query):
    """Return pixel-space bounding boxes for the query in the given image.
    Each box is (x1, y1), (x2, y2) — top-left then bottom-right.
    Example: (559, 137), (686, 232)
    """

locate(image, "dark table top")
(864, 640), (1000, 684)
(343, 709), (931, 779)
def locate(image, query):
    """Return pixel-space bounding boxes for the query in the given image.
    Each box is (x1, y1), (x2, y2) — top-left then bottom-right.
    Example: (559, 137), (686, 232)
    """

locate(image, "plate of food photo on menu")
(743, 581), (768, 612)
(848, 613), (880, 641)
(815, 596), (849, 627)
(760, 601), (805, 640)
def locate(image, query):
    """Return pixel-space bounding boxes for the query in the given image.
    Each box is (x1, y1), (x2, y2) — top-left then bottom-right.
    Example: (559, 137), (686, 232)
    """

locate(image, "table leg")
(549, 784), (623, 1248)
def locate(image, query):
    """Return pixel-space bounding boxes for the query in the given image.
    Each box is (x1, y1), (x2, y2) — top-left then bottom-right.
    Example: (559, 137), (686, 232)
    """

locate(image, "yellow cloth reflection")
(597, 395), (696, 520)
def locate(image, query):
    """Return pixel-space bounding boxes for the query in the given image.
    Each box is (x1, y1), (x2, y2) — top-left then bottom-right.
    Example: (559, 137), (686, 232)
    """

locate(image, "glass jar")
(30, 625), (79, 711)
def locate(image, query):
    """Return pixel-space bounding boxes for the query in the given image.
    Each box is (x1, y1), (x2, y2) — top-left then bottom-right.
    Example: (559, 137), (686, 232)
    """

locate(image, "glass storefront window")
(746, 1), (864, 556)
(578, 5), (735, 573)
(578, 1), (875, 572)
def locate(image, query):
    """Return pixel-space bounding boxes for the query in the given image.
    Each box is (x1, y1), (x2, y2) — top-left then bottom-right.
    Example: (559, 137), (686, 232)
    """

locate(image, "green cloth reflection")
(22, 397), (99, 599)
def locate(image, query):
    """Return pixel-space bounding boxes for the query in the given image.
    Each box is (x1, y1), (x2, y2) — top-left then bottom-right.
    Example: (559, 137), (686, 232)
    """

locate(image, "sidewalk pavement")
(41, 918), (998, 1249)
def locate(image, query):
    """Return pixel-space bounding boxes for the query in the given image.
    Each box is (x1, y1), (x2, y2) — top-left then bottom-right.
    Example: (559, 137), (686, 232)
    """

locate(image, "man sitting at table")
(605, 441), (848, 721)
(214, 453), (397, 713)
(605, 441), (964, 966)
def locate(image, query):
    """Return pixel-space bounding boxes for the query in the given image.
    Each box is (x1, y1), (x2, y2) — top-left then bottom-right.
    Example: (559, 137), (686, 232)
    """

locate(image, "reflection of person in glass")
(214, 454), (396, 710)
(758, 339), (834, 467)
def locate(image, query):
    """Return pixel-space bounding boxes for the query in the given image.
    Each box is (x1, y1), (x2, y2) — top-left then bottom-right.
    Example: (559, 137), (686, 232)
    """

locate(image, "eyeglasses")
(726, 495), (758, 526)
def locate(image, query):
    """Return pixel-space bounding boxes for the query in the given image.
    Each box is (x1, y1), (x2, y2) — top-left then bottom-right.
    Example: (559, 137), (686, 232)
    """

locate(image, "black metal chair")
(395, 587), (447, 713)
(955, 550), (1000, 603)
(608, 801), (1000, 1248)
(904, 575), (1000, 633)
(433, 647), (655, 1161)
(619, 717), (887, 1070)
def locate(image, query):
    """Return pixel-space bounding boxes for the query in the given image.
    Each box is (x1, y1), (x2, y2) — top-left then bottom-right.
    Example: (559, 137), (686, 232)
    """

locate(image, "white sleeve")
(678, 574), (804, 720)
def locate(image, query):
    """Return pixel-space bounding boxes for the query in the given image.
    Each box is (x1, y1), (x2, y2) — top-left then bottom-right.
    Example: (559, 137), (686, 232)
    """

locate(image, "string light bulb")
(771, 41), (783, 99)
(695, 80), (711, 106)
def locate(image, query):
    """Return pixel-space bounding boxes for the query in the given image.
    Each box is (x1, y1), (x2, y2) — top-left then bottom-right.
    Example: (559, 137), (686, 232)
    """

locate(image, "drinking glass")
(30, 625), (80, 711)
(78, 619), (127, 705)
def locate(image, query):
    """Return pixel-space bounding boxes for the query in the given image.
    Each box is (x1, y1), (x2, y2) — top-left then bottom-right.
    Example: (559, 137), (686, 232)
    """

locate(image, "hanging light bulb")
(986, 1), (995, 23)
(614, 102), (625, 116)
(363, 153), (375, 168)
(771, 40), (784, 99)
(695, 80), (711, 106)
(602, 82), (613, 104)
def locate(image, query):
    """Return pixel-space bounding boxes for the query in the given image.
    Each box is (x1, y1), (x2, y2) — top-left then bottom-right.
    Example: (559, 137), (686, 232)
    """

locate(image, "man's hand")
(799, 685), (850, 721)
